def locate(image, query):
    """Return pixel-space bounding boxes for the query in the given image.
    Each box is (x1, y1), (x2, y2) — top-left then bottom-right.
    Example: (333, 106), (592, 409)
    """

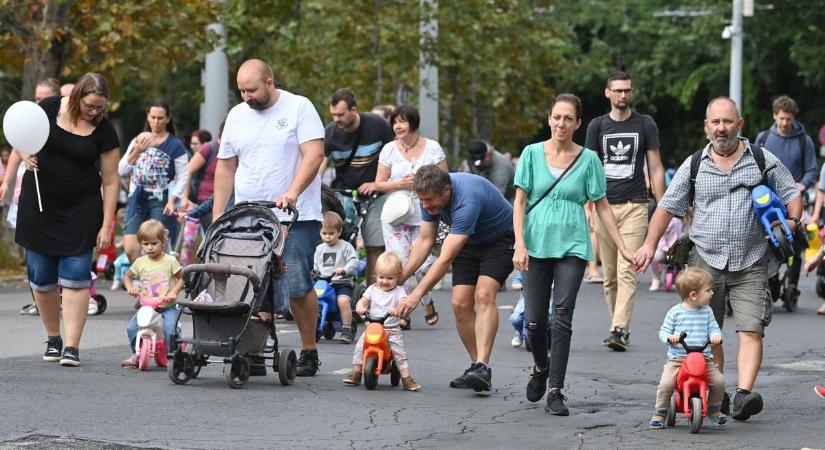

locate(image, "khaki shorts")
(689, 250), (772, 335)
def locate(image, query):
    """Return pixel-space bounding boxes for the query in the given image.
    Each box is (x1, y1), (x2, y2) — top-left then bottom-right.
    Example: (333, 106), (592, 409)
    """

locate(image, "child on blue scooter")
(313, 212), (359, 343)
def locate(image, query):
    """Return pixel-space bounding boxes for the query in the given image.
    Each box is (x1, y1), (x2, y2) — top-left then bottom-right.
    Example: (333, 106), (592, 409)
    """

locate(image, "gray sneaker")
(338, 326), (354, 344)
(604, 326), (628, 352)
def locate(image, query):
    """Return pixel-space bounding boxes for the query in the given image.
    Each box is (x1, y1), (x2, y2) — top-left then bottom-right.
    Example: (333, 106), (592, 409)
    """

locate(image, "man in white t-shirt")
(213, 59), (326, 376)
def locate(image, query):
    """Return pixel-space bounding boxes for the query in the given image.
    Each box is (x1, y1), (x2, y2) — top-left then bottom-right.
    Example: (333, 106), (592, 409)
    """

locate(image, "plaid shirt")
(659, 138), (799, 271)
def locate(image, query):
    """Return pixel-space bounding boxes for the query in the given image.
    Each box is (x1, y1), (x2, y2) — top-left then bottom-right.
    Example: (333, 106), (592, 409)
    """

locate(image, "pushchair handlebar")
(232, 201), (299, 225)
(183, 263), (261, 294)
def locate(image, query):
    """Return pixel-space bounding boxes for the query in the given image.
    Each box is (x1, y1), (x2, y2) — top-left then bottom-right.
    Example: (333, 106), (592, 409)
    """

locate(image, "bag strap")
(526, 148), (583, 215)
(206, 140), (219, 167)
(689, 143), (768, 205)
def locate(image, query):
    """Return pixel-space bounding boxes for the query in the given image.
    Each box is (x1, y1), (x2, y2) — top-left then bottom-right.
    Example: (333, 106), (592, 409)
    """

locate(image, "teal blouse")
(514, 143), (606, 260)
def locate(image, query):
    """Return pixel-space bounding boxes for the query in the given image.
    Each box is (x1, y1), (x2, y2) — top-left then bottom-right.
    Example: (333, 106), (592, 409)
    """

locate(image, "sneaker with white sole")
(60, 347), (80, 367)
(43, 336), (62, 362)
(110, 279), (122, 291)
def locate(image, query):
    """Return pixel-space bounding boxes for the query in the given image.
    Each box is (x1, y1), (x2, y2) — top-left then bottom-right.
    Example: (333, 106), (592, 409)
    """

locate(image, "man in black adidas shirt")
(322, 88), (395, 284)
(585, 71), (666, 352)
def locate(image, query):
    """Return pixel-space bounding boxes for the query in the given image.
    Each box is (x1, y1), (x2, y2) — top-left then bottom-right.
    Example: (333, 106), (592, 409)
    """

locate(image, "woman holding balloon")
(10, 72), (120, 367)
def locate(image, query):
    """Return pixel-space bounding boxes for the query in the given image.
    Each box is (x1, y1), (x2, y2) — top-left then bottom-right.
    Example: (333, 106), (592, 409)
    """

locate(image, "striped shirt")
(658, 138), (799, 271)
(659, 304), (722, 359)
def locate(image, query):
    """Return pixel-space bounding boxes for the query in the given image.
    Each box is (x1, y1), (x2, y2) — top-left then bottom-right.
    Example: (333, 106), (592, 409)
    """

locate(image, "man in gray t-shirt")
(461, 140), (515, 201)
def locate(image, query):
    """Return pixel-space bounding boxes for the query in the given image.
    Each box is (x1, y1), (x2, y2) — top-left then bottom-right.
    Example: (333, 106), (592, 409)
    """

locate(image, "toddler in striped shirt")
(650, 267), (727, 429)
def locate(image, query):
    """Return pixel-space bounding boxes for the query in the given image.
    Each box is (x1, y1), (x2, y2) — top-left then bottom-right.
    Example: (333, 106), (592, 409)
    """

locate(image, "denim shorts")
(265, 221), (321, 312)
(125, 189), (168, 235)
(27, 249), (93, 291)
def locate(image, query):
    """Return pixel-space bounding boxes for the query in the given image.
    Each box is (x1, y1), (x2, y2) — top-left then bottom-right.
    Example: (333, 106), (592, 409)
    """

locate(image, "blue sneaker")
(710, 414), (728, 426)
(649, 416), (665, 429)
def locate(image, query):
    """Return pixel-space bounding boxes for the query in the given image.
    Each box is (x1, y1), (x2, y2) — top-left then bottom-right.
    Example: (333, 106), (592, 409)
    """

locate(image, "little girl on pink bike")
(120, 220), (183, 368)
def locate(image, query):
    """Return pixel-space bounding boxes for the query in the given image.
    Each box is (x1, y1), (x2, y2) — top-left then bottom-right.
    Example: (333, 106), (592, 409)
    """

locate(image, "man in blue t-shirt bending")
(397, 165), (514, 394)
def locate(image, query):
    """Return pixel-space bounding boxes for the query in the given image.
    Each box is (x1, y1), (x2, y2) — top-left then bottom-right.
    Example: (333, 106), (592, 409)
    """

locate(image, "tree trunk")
(20, 0), (72, 100)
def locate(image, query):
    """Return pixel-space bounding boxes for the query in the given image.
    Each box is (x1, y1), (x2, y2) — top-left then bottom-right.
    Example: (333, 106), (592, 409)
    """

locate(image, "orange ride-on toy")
(666, 332), (712, 433)
(360, 314), (401, 390)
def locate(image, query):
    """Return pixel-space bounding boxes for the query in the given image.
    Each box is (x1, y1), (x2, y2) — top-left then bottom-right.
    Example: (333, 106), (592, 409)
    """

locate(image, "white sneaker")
(110, 279), (121, 291)
(511, 332), (523, 347)
(649, 278), (660, 292)
(88, 298), (98, 315)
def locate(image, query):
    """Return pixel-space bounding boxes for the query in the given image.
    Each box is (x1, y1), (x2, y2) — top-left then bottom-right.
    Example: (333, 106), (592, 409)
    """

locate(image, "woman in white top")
(374, 105), (448, 327)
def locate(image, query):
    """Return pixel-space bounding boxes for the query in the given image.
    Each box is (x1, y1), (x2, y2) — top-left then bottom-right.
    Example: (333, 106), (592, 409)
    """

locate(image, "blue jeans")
(267, 220), (321, 311)
(113, 253), (130, 281)
(126, 306), (179, 352)
(509, 293), (553, 336)
(27, 249), (93, 291)
(124, 188), (167, 235)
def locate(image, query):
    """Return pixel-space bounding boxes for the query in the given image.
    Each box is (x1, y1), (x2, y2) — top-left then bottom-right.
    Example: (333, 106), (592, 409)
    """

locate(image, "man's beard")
(246, 91), (271, 110)
(709, 132), (739, 155)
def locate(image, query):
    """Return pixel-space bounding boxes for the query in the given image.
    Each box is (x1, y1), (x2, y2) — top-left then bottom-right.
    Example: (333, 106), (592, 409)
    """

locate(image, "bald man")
(213, 59), (326, 377)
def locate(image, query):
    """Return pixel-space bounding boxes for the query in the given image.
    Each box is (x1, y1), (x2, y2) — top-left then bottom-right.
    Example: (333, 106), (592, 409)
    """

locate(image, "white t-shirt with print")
(378, 138), (445, 224)
(219, 90), (325, 222)
(364, 284), (408, 328)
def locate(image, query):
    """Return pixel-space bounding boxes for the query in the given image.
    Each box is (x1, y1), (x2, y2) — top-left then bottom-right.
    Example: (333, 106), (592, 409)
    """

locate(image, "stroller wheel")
(225, 356), (250, 389)
(278, 349), (297, 386)
(92, 294), (107, 315)
(168, 350), (194, 385)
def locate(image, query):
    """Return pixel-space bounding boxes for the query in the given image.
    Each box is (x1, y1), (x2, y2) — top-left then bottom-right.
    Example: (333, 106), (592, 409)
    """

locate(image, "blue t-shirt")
(421, 173), (513, 245)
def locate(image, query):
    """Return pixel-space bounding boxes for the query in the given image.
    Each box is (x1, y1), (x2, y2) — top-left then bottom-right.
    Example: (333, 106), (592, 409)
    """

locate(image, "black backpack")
(687, 144), (768, 206)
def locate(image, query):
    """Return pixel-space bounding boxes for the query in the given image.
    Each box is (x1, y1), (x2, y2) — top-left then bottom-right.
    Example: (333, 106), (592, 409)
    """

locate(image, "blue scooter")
(314, 278), (358, 341)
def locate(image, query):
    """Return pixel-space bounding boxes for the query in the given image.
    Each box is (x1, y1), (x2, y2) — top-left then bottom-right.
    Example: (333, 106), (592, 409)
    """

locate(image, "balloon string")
(34, 168), (43, 212)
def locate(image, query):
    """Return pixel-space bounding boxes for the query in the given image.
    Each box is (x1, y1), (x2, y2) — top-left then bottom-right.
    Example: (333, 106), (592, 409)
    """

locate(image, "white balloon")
(2, 100), (49, 155)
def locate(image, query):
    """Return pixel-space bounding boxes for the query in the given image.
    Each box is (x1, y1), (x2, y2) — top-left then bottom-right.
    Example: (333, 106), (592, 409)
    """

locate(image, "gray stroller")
(167, 201), (298, 389)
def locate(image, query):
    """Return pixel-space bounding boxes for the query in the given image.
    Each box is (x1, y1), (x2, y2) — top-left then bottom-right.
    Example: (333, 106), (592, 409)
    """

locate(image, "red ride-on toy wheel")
(364, 356), (379, 390)
(689, 397), (703, 434)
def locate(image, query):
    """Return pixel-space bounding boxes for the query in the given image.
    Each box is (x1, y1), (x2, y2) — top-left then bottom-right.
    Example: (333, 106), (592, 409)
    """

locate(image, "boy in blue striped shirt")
(650, 267), (727, 428)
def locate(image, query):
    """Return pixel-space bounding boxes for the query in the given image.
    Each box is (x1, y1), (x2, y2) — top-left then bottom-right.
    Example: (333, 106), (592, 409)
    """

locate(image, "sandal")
(423, 303), (439, 326)
(584, 273), (603, 284)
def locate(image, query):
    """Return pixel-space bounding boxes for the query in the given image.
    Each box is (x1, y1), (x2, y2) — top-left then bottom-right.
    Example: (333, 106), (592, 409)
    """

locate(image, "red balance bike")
(665, 332), (714, 433)
(360, 314), (401, 390)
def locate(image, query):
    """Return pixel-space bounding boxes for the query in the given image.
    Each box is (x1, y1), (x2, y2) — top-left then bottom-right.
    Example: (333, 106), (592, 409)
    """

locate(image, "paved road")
(1, 272), (824, 450)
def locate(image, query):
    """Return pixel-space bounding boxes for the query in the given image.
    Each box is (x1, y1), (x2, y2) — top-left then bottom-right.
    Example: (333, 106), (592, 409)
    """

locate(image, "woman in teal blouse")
(513, 93), (633, 415)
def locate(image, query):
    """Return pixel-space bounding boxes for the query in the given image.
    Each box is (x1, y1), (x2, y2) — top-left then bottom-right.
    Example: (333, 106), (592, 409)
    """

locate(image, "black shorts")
(332, 283), (353, 301)
(452, 232), (514, 286)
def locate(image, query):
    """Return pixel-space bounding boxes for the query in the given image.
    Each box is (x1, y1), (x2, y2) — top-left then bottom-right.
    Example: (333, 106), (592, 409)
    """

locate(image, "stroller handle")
(232, 201), (299, 227)
(183, 263), (261, 294)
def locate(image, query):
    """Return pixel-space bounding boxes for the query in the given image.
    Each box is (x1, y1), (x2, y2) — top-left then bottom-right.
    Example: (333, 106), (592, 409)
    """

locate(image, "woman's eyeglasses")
(81, 98), (107, 113)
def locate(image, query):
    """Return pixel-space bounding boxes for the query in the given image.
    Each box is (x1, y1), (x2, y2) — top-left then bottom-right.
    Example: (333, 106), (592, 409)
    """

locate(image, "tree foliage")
(2, 0), (825, 163)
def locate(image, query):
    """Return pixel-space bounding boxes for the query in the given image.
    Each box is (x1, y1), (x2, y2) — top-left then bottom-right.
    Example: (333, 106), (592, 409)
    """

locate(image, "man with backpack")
(634, 96), (801, 422)
(321, 88), (395, 285)
(754, 95), (817, 311)
(585, 71), (667, 352)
